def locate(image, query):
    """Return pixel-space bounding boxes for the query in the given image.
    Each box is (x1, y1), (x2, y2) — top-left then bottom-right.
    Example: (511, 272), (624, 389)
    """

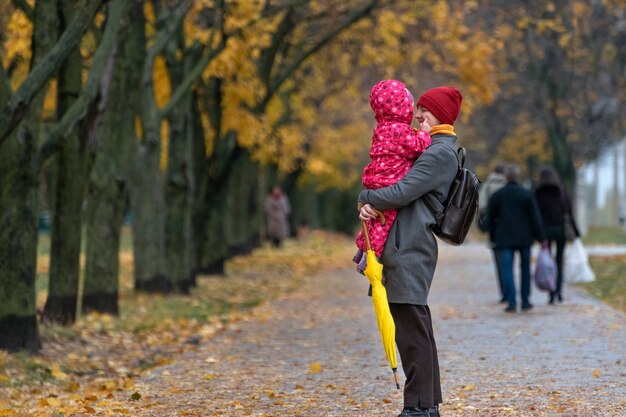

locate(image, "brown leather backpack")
(425, 147), (481, 245)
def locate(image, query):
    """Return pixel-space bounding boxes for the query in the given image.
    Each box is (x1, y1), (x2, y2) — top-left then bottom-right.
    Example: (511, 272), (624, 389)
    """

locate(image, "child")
(354, 80), (431, 273)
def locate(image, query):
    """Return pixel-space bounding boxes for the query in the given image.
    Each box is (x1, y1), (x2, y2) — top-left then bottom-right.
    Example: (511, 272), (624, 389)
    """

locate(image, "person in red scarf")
(359, 86), (463, 417)
(354, 80), (432, 274)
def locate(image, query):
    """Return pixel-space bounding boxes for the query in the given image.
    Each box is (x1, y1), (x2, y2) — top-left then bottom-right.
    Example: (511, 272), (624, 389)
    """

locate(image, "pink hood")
(369, 80), (414, 125)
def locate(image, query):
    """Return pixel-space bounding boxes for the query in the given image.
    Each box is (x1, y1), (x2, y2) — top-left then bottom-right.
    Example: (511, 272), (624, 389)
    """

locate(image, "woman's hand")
(359, 203), (378, 221)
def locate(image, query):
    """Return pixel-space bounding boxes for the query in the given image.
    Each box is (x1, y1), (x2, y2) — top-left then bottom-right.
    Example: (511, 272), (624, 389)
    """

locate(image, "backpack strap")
(423, 145), (464, 219)
(457, 147), (466, 168)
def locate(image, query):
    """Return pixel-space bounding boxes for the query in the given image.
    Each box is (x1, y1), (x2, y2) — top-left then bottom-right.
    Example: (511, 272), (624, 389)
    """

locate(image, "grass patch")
(582, 226), (626, 245)
(585, 255), (626, 313)
(575, 227), (626, 313)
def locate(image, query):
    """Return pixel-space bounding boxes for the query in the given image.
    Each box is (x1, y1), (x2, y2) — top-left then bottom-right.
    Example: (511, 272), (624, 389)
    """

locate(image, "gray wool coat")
(358, 135), (459, 305)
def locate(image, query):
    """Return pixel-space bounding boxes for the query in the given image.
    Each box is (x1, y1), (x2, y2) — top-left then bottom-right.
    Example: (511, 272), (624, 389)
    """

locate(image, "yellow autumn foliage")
(275, 125), (307, 172)
(352, 3), (428, 75)
(199, 108), (216, 157)
(377, 9), (406, 48)
(302, 122), (367, 191)
(143, 0), (156, 43)
(430, 1), (499, 112)
(135, 115), (143, 141)
(0, 0), (527, 192)
(2, 6), (32, 89)
(153, 55), (172, 109)
(185, 0), (216, 46)
(493, 112), (553, 174)
(224, 0), (264, 32)
(265, 95), (285, 127)
(160, 119), (170, 171)
(42, 79), (57, 121)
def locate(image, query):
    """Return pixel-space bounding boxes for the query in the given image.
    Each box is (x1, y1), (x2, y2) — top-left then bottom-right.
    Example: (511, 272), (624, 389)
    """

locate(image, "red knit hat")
(416, 86), (463, 125)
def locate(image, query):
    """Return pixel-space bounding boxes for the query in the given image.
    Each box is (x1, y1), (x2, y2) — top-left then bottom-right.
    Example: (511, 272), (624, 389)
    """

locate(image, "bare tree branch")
(266, 0), (378, 104)
(158, 0), (226, 119)
(36, 0), (130, 169)
(143, 0), (194, 83)
(258, 8), (295, 87)
(0, 0), (105, 144)
(137, 0), (194, 128)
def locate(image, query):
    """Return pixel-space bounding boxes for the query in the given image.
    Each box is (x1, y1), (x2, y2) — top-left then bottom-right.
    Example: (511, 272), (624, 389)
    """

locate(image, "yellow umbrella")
(361, 211), (400, 389)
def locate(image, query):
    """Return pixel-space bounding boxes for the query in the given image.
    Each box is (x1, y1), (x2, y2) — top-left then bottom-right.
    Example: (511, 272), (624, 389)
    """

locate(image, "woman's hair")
(493, 163), (506, 175)
(537, 166), (562, 186)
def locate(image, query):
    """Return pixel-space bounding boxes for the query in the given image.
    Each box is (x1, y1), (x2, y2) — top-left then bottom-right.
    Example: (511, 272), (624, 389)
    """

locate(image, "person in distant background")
(534, 166), (580, 304)
(487, 164), (546, 313)
(478, 163), (507, 303)
(264, 185), (291, 248)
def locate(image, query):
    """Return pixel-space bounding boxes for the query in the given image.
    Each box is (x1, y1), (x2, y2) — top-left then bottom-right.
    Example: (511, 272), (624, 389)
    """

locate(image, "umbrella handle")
(393, 368), (400, 389)
(360, 209), (386, 252)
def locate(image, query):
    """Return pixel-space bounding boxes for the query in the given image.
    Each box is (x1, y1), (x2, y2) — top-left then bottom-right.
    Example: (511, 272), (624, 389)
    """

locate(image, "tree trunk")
(623, 141), (626, 230)
(224, 150), (262, 256)
(164, 58), (194, 293)
(0, 0), (60, 352)
(289, 181), (321, 230)
(549, 128), (577, 199)
(82, 0), (137, 315)
(593, 160), (601, 226)
(43, 0), (88, 325)
(194, 148), (264, 274)
(83, 177), (126, 315)
(130, 118), (168, 292)
(612, 147), (620, 227)
(83, 173), (125, 315)
(199, 193), (229, 274)
(125, 3), (172, 292)
(318, 187), (360, 235)
(191, 78), (225, 276)
(0, 131), (40, 352)
(186, 93), (205, 284)
(192, 133), (239, 275)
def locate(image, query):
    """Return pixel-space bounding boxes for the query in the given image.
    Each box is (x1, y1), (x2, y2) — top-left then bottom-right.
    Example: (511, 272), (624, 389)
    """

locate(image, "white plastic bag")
(564, 238), (596, 283)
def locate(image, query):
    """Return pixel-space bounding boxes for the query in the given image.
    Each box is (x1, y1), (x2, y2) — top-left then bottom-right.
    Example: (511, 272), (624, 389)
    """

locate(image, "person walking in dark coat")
(487, 164), (546, 313)
(534, 166), (580, 304)
(359, 86), (463, 417)
(478, 163), (507, 302)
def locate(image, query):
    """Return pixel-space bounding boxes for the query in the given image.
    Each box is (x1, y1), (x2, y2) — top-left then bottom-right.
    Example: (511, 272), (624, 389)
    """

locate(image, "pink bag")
(534, 246), (557, 292)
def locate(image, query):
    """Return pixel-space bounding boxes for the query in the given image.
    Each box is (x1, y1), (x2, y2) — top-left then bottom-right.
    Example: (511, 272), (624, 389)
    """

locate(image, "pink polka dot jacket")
(356, 80), (432, 257)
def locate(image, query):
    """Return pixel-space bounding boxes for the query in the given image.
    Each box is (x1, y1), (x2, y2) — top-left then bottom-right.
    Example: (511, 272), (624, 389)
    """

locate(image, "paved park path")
(115, 243), (626, 416)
